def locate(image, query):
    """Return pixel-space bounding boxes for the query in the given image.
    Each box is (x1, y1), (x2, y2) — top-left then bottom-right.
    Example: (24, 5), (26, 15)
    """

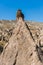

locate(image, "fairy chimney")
(16, 9), (24, 21)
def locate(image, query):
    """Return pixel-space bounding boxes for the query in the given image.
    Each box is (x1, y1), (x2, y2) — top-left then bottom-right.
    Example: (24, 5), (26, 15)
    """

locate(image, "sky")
(0, 0), (43, 22)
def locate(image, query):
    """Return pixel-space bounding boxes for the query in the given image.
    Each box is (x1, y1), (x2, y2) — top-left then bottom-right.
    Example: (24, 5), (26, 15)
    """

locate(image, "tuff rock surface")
(0, 19), (43, 65)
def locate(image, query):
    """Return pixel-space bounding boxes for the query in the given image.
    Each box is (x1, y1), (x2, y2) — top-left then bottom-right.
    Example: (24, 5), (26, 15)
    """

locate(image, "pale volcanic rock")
(0, 19), (43, 65)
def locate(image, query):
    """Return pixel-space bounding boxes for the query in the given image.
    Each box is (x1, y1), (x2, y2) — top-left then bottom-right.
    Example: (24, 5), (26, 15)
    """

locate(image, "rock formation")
(0, 10), (43, 65)
(0, 17), (43, 65)
(16, 9), (24, 20)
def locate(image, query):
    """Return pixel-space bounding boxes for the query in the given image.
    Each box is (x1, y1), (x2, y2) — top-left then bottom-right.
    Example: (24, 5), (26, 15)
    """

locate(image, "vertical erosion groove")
(13, 51), (18, 65)
(25, 23), (35, 42)
(36, 44), (43, 62)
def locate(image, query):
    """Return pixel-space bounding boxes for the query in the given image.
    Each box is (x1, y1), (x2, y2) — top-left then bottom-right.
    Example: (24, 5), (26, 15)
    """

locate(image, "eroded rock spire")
(16, 9), (24, 21)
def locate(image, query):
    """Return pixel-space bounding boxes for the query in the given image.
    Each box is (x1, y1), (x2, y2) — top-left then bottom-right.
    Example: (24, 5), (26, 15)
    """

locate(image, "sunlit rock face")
(0, 18), (43, 65)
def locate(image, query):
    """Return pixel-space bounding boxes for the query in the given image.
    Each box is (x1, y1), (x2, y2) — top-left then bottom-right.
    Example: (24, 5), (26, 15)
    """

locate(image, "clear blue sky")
(0, 0), (43, 22)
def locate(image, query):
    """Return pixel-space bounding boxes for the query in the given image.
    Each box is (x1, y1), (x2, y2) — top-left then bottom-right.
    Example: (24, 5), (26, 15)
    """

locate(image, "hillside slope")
(0, 19), (43, 65)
